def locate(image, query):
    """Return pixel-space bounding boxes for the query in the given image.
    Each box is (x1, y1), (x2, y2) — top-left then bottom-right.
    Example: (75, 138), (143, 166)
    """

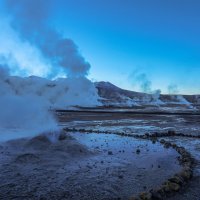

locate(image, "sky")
(0, 0), (200, 94)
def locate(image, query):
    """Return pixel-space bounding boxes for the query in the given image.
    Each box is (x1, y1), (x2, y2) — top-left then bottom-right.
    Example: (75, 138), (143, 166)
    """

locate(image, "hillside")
(95, 81), (200, 110)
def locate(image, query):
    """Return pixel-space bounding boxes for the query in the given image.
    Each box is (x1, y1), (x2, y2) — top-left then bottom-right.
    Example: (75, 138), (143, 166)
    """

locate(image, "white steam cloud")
(0, 65), (57, 141)
(0, 0), (100, 141)
(168, 84), (179, 94)
(5, 0), (90, 78)
(129, 69), (163, 105)
(167, 84), (193, 108)
(131, 72), (152, 93)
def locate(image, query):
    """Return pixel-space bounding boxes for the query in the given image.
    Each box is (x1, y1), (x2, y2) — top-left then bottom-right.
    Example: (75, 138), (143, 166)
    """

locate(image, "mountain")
(95, 81), (200, 110)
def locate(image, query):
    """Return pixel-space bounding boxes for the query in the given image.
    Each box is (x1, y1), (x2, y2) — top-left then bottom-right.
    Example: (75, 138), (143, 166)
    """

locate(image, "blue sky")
(53, 0), (200, 94)
(1, 0), (200, 94)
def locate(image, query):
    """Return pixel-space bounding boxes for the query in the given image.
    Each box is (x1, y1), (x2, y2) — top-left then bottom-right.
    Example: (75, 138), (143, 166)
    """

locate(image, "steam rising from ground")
(129, 70), (164, 105)
(0, 0), (100, 141)
(168, 84), (179, 95)
(130, 72), (152, 93)
(0, 95), (58, 141)
(167, 84), (193, 108)
(0, 67), (100, 141)
(5, 0), (90, 78)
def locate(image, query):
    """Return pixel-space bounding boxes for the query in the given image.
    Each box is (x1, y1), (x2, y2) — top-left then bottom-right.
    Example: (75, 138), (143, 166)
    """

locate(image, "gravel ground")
(0, 111), (199, 200)
(0, 132), (180, 200)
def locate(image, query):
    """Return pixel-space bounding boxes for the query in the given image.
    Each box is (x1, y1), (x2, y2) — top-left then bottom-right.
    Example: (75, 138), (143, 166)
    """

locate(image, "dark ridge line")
(56, 109), (200, 116)
(64, 128), (200, 139)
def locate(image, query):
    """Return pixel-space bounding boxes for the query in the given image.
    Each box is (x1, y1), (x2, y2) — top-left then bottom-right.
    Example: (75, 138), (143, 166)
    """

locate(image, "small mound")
(25, 135), (52, 150)
(49, 135), (92, 156)
(24, 132), (92, 157)
(57, 131), (74, 141)
(15, 153), (40, 163)
(56, 141), (90, 155)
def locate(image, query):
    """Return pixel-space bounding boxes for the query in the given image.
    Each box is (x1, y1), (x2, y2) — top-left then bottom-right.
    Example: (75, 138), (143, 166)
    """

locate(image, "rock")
(169, 182), (180, 192)
(168, 130), (176, 136)
(118, 175), (123, 179)
(177, 147), (186, 154)
(172, 144), (177, 148)
(151, 139), (156, 144)
(108, 151), (113, 155)
(150, 189), (163, 200)
(145, 133), (150, 137)
(58, 132), (67, 140)
(163, 181), (180, 192)
(160, 139), (165, 144)
(136, 149), (140, 154)
(179, 170), (192, 181)
(164, 142), (171, 148)
(156, 187), (166, 198)
(130, 197), (139, 200)
(154, 132), (159, 137)
(162, 184), (171, 193)
(168, 175), (184, 185)
(142, 135), (148, 139)
(139, 192), (152, 200)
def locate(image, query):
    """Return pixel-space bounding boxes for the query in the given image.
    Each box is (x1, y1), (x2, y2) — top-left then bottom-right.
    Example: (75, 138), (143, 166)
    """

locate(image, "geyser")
(0, 0), (101, 141)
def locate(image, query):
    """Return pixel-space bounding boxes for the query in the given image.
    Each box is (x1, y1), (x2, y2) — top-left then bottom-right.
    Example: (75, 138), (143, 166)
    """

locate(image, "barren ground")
(0, 110), (199, 199)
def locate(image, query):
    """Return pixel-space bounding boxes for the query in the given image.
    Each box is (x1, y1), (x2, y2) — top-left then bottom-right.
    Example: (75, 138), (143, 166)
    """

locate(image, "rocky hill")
(95, 81), (200, 110)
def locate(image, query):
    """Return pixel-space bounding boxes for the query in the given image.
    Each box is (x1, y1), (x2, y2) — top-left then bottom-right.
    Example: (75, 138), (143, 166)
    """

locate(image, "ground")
(0, 109), (200, 199)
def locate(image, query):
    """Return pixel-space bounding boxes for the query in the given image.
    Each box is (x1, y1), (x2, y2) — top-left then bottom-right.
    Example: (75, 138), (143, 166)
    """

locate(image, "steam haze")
(4, 0), (90, 78)
(0, 0), (100, 141)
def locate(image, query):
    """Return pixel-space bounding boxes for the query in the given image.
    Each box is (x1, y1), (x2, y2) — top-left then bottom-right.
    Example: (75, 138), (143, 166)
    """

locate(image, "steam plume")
(168, 84), (179, 94)
(0, 0), (100, 141)
(5, 0), (90, 78)
(129, 69), (164, 105)
(129, 70), (152, 93)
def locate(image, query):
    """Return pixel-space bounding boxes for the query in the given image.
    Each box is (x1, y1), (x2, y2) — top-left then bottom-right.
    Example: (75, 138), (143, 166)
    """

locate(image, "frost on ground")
(59, 112), (200, 136)
(56, 111), (200, 199)
(0, 132), (181, 200)
(162, 137), (200, 200)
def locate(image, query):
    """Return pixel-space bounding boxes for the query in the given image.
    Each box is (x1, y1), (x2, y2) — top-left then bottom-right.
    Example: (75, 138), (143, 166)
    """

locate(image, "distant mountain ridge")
(95, 81), (200, 109)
